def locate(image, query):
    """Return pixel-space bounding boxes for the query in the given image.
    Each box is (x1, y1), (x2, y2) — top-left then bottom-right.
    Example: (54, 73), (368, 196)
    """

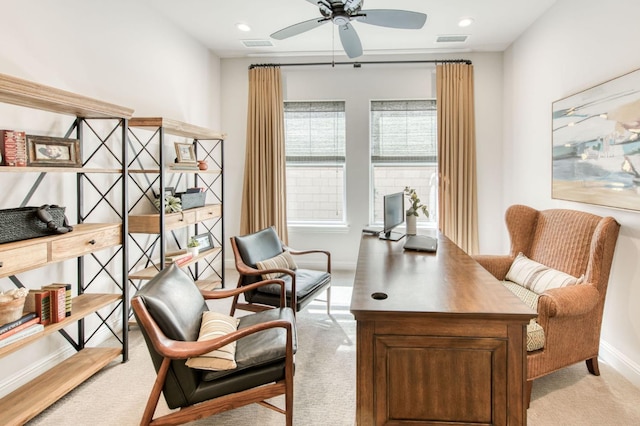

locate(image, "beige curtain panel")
(436, 63), (479, 254)
(240, 66), (289, 243)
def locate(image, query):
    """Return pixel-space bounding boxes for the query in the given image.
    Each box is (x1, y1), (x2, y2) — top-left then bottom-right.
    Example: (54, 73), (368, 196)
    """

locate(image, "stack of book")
(165, 250), (193, 267)
(169, 162), (199, 171)
(0, 312), (43, 348)
(0, 129), (27, 167)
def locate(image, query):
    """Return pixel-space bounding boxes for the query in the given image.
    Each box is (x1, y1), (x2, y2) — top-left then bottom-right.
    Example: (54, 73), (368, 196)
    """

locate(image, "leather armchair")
(230, 226), (331, 316)
(131, 263), (296, 425)
(473, 204), (620, 406)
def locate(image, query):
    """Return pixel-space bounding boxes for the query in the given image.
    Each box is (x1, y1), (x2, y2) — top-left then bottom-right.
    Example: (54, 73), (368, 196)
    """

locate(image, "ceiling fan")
(270, 0), (427, 58)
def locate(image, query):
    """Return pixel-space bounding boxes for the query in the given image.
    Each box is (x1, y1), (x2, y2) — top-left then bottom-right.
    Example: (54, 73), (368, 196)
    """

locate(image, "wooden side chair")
(473, 204), (620, 407)
(131, 263), (296, 425)
(230, 226), (331, 316)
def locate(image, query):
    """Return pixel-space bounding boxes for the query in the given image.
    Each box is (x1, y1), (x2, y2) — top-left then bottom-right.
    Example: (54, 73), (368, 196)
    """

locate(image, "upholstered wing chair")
(473, 204), (620, 406)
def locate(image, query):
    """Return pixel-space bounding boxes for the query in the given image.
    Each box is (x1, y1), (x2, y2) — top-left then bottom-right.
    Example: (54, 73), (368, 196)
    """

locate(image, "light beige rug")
(27, 271), (640, 425)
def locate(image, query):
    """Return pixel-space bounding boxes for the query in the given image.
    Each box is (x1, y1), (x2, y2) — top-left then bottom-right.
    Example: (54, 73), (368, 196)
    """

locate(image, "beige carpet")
(27, 270), (640, 425)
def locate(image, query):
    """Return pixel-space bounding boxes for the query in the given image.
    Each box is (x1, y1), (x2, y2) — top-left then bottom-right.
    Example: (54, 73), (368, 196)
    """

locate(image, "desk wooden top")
(350, 232), (536, 321)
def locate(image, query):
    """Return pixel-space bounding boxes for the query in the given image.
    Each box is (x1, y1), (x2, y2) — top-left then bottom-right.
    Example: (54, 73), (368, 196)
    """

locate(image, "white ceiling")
(140, 0), (557, 59)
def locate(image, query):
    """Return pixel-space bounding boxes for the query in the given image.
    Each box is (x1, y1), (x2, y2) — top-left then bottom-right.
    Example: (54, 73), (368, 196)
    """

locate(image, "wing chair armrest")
(285, 246), (332, 273)
(472, 254), (513, 280)
(538, 284), (600, 318)
(201, 279), (287, 308)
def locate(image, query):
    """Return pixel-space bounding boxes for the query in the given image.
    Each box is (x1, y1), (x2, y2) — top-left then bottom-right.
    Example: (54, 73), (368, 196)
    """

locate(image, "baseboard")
(600, 339), (640, 389)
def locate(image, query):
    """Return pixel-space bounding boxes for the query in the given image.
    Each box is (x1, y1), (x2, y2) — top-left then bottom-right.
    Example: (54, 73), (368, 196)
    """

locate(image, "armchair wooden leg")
(586, 357), (600, 376)
(525, 380), (533, 409)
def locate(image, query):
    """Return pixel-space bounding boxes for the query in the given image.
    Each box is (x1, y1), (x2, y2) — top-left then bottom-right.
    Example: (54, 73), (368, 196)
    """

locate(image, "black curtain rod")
(249, 59), (471, 69)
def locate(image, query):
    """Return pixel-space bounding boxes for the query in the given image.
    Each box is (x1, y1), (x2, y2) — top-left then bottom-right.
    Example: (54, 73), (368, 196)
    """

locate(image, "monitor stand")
(379, 230), (405, 241)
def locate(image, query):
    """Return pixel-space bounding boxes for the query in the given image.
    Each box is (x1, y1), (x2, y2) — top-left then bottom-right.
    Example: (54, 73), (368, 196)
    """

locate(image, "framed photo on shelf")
(192, 232), (214, 251)
(27, 135), (81, 167)
(174, 142), (196, 164)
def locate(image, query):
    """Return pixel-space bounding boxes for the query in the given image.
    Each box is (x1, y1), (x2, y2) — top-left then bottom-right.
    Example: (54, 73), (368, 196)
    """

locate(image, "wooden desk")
(350, 233), (536, 425)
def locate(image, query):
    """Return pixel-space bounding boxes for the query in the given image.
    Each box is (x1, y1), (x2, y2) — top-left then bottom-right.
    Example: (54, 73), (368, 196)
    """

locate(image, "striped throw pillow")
(185, 311), (240, 371)
(256, 251), (298, 280)
(506, 252), (583, 294)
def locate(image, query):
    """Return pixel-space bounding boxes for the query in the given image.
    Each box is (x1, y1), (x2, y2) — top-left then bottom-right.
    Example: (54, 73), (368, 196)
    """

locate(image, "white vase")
(187, 247), (199, 256)
(406, 213), (417, 235)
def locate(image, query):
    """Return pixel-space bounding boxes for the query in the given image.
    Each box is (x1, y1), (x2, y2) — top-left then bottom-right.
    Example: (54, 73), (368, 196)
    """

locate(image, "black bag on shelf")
(0, 204), (73, 244)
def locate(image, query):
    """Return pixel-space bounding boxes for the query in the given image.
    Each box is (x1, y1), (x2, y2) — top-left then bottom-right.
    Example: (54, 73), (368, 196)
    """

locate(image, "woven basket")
(0, 205), (71, 244)
(0, 297), (27, 326)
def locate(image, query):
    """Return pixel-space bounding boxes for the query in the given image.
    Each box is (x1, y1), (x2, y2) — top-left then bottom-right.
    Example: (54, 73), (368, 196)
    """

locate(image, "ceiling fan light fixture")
(458, 17), (474, 28)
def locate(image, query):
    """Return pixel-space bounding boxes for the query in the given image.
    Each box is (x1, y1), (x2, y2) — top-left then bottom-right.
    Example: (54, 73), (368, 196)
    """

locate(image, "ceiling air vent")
(436, 35), (468, 43)
(242, 39), (274, 48)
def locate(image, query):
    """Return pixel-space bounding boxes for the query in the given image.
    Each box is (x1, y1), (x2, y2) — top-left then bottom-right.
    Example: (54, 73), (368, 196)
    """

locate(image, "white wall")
(0, 0), (221, 397)
(221, 52), (505, 269)
(504, 0), (640, 387)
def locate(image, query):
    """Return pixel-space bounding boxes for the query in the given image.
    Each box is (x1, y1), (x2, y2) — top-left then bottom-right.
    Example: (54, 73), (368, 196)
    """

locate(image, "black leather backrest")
(234, 226), (284, 268)
(135, 263), (208, 342)
(133, 263), (208, 409)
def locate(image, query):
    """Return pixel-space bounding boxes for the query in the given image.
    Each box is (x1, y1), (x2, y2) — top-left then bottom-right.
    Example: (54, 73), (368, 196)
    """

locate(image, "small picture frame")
(174, 142), (196, 164)
(27, 135), (81, 167)
(191, 232), (214, 251)
(164, 186), (175, 196)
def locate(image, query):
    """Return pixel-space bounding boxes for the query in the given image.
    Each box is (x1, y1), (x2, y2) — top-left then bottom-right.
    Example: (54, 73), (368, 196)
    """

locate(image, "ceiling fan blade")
(271, 17), (329, 40)
(339, 22), (363, 58)
(356, 9), (427, 29)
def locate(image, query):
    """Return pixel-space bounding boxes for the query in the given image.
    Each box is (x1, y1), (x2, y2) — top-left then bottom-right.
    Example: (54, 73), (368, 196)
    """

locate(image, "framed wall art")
(27, 135), (81, 167)
(552, 67), (640, 211)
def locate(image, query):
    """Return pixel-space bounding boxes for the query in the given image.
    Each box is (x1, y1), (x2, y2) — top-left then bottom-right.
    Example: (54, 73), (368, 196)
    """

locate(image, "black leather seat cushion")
(256, 269), (330, 299)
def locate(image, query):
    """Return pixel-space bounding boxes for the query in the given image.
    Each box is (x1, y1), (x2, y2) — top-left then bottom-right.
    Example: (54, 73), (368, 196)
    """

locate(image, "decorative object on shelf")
(192, 232), (214, 252)
(1, 129), (27, 166)
(0, 204), (73, 244)
(154, 195), (182, 213)
(197, 160), (208, 170)
(0, 288), (28, 326)
(187, 236), (200, 256)
(174, 142), (196, 164)
(403, 186), (429, 235)
(26, 135), (81, 167)
(176, 188), (206, 210)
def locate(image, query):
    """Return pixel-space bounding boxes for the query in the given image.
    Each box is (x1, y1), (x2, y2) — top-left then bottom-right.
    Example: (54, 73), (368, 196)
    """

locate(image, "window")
(284, 101), (346, 224)
(370, 100), (438, 226)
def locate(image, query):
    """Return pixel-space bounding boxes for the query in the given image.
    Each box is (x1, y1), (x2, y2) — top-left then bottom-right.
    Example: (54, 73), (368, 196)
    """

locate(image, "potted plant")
(403, 186), (429, 235)
(187, 236), (200, 256)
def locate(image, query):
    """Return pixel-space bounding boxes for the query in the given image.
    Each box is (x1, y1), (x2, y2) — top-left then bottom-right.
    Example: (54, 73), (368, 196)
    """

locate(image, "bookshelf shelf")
(128, 247), (222, 280)
(0, 347), (121, 425)
(0, 293), (120, 357)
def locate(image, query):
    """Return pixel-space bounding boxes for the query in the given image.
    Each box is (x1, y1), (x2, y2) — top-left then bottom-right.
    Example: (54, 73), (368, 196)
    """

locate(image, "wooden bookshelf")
(128, 247), (222, 280)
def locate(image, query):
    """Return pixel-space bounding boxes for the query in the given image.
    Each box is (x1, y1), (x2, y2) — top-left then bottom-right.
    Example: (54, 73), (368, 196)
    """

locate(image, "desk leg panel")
(356, 320), (375, 426)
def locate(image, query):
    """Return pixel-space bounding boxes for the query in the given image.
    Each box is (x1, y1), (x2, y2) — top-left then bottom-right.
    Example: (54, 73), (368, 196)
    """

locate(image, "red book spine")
(1, 130), (18, 166)
(43, 286), (66, 323)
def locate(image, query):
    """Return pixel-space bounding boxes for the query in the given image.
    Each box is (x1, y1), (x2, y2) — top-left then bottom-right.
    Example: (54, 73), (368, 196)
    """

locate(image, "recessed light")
(236, 23), (251, 32)
(458, 18), (474, 28)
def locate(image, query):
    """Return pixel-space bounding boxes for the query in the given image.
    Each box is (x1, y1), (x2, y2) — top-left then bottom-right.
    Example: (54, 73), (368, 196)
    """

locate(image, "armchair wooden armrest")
(133, 295), (294, 360)
(201, 279), (287, 309)
(472, 254), (514, 280)
(538, 284), (600, 318)
(285, 246), (332, 273)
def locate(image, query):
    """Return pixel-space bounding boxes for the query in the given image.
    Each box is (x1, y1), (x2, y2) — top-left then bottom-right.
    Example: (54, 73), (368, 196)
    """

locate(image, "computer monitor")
(380, 192), (405, 241)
